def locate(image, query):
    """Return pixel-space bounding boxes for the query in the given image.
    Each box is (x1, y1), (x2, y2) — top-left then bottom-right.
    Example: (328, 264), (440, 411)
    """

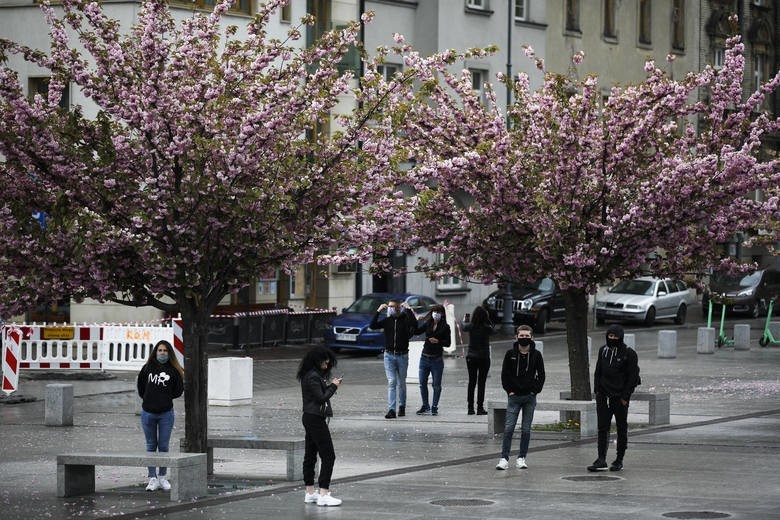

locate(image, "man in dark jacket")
(496, 325), (545, 470)
(588, 324), (640, 472)
(370, 299), (418, 419)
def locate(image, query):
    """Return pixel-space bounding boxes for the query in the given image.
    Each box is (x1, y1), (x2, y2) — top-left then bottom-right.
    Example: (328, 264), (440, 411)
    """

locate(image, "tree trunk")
(179, 300), (209, 453)
(563, 287), (592, 400)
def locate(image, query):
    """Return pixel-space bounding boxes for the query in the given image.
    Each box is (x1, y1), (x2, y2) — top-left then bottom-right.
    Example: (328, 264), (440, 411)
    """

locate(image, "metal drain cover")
(430, 499), (494, 507)
(662, 513), (731, 519)
(562, 475), (622, 482)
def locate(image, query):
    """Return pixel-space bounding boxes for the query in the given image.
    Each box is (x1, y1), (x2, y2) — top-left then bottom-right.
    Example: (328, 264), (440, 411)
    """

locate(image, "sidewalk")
(1, 321), (779, 519)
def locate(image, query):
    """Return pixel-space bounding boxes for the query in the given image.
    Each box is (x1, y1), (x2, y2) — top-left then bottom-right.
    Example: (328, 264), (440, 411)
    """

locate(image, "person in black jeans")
(462, 305), (495, 415)
(414, 304), (451, 416)
(371, 299), (418, 419)
(297, 346), (343, 507)
(588, 324), (640, 472)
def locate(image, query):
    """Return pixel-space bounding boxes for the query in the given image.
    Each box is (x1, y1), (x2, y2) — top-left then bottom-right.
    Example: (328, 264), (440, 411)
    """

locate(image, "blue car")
(323, 293), (438, 351)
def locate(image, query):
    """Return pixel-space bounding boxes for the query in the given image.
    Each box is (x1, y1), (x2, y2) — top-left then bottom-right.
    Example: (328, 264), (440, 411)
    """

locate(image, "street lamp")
(501, 0), (515, 336)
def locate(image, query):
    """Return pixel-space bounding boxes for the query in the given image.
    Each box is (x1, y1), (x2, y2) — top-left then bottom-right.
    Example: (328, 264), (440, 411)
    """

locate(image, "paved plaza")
(1, 317), (779, 519)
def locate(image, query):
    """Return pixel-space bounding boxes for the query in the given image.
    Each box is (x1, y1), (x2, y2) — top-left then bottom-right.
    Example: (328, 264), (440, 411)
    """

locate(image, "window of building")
(712, 47), (724, 69)
(639, 0), (652, 45)
(514, 0), (528, 21)
(377, 63), (401, 81)
(754, 52), (765, 91)
(470, 68), (487, 102)
(436, 255), (466, 291)
(467, 0), (487, 9)
(565, 0), (580, 32)
(281, 3), (292, 23)
(603, 0), (616, 39)
(28, 77), (70, 110)
(672, 0), (684, 50)
(169, 0), (251, 15)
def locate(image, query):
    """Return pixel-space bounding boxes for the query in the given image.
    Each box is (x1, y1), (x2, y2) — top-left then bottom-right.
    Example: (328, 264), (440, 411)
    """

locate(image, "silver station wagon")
(595, 277), (696, 326)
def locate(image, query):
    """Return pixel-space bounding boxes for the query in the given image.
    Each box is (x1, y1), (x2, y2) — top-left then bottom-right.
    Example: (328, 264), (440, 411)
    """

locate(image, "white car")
(595, 277), (696, 326)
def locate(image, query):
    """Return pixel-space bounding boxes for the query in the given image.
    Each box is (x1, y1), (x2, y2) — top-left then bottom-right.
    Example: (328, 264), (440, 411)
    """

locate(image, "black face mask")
(517, 337), (533, 347)
(607, 337), (621, 348)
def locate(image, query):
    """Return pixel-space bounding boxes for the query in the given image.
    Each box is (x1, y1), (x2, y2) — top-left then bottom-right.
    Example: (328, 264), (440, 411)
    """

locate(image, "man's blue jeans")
(501, 394), (536, 459)
(418, 355), (444, 409)
(383, 352), (408, 410)
(141, 409), (174, 477)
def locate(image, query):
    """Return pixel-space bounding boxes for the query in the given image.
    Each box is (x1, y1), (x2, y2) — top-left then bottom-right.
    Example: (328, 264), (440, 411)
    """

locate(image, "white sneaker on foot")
(158, 476), (171, 491)
(317, 493), (342, 507)
(516, 457), (528, 469)
(495, 458), (509, 470)
(304, 491), (320, 503)
(145, 477), (160, 491)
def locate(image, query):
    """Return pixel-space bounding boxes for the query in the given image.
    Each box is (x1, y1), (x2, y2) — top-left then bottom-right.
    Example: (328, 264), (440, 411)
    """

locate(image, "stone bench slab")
(57, 452), (207, 501)
(559, 391), (671, 425)
(488, 399), (597, 438)
(181, 436), (304, 480)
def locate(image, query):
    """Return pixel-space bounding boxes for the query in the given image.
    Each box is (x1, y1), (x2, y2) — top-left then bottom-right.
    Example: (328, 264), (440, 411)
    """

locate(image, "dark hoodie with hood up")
(501, 340), (545, 396)
(594, 324), (640, 401)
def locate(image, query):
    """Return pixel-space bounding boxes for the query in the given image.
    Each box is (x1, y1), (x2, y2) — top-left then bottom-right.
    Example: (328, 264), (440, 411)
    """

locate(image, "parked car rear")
(596, 277), (695, 326)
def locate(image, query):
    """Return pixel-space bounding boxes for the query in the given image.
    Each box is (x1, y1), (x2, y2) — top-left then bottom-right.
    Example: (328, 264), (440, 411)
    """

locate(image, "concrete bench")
(488, 399), (597, 438)
(560, 391), (670, 425)
(181, 436), (304, 480)
(57, 452), (207, 501)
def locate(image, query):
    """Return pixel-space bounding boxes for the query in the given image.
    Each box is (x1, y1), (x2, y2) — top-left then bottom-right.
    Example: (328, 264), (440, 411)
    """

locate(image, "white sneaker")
(145, 477), (160, 491)
(516, 457), (528, 469)
(304, 491), (320, 503)
(317, 493), (342, 507)
(495, 458), (509, 470)
(158, 476), (171, 491)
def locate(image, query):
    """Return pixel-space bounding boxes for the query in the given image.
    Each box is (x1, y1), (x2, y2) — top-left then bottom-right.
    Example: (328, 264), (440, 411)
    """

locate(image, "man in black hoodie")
(496, 325), (545, 470)
(588, 324), (640, 472)
(371, 299), (418, 419)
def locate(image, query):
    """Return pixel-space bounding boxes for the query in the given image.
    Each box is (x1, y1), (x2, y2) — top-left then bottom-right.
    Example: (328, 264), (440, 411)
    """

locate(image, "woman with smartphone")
(297, 346), (343, 507)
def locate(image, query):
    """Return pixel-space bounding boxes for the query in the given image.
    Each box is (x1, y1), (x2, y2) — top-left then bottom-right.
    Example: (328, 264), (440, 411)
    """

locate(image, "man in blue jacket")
(588, 324), (640, 472)
(371, 299), (418, 419)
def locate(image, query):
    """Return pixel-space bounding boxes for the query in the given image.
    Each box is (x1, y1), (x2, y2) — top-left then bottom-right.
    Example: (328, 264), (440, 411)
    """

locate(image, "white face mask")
(387, 307), (398, 317)
(432, 312), (441, 321)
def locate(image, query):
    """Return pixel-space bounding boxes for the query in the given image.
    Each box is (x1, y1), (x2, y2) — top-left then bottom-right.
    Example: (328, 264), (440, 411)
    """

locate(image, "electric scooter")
(758, 297), (779, 347)
(706, 296), (734, 348)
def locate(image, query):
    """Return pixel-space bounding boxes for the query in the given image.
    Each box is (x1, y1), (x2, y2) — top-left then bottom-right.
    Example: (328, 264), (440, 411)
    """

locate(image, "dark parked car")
(323, 293), (437, 351)
(483, 278), (565, 334)
(702, 268), (780, 319)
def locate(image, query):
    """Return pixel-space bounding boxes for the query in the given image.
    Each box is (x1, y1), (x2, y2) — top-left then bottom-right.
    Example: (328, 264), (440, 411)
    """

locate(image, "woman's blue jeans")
(141, 409), (174, 477)
(418, 355), (444, 409)
(501, 394), (536, 459)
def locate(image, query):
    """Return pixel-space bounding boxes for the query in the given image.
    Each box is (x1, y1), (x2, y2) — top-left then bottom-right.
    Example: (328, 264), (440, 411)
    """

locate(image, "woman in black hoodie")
(588, 324), (640, 472)
(136, 340), (184, 492)
(496, 325), (545, 470)
(297, 346), (343, 507)
(463, 305), (495, 415)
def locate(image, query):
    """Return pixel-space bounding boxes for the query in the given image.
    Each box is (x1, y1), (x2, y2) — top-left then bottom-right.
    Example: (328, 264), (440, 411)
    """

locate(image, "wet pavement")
(1, 316), (779, 519)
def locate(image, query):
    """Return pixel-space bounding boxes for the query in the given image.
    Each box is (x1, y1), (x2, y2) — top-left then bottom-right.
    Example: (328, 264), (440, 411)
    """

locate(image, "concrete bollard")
(734, 324), (751, 351)
(45, 384), (74, 426)
(587, 336), (592, 358)
(624, 333), (636, 350)
(208, 357), (254, 406)
(696, 327), (716, 354)
(657, 330), (677, 358)
(534, 340), (543, 354)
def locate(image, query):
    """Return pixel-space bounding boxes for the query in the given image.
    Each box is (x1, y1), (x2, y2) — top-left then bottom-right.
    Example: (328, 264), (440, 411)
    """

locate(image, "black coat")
(414, 319), (451, 357)
(501, 342), (545, 396)
(594, 344), (640, 400)
(301, 368), (337, 417)
(369, 308), (418, 354)
(463, 321), (495, 360)
(137, 361), (184, 414)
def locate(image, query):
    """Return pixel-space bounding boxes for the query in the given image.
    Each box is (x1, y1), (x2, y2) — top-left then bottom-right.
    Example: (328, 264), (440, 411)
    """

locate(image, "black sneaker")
(431, 407), (438, 416)
(477, 407), (488, 415)
(467, 407), (475, 415)
(609, 460), (623, 472)
(385, 409), (396, 419)
(416, 406), (430, 415)
(587, 458), (608, 472)
(398, 406), (405, 417)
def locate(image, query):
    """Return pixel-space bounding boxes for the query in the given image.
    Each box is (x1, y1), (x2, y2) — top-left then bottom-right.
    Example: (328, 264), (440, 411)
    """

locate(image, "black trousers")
(596, 395), (629, 460)
(466, 357), (491, 408)
(302, 413), (336, 489)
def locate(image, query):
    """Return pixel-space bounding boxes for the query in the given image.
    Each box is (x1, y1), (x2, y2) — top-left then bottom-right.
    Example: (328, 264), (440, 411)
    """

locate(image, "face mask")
(156, 354), (169, 364)
(517, 337), (532, 347)
(431, 312), (441, 321)
(607, 338), (621, 348)
(387, 307), (398, 317)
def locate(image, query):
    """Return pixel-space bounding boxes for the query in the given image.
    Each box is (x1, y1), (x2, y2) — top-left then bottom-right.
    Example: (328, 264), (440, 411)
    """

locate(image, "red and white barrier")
(2, 325), (24, 395)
